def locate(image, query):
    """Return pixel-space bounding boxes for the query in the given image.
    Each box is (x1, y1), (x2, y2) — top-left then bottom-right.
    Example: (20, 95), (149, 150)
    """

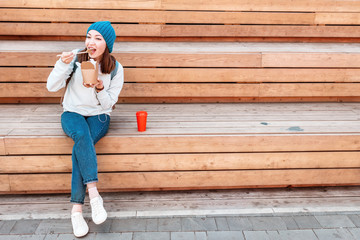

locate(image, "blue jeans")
(61, 111), (110, 204)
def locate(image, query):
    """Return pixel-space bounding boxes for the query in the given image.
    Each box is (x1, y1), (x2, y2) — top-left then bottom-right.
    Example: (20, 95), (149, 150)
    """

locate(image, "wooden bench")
(1, 0), (360, 194)
(1, 103), (360, 193)
(1, 41), (360, 103)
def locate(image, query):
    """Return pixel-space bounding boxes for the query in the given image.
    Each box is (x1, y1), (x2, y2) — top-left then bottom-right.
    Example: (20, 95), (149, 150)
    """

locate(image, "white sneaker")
(90, 196), (107, 224)
(71, 212), (89, 238)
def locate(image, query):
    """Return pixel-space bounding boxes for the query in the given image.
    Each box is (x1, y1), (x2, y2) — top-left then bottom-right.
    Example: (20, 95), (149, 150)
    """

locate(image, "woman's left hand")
(94, 79), (104, 92)
(83, 80), (103, 91)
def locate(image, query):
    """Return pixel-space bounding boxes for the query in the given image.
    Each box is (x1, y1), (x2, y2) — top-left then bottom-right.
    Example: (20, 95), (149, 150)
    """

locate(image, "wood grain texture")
(3, 68), (360, 83)
(0, 52), (262, 68)
(6, 169), (360, 192)
(0, 138), (5, 155)
(0, 175), (10, 192)
(2, 23), (360, 38)
(3, 83), (360, 98)
(1, 9), (316, 25)
(4, 134), (360, 155)
(262, 53), (360, 68)
(2, 152), (360, 173)
(2, 0), (360, 12)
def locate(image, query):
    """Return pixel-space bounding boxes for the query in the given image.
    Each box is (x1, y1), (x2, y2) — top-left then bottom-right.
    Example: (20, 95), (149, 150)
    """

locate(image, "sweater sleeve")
(47, 50), (78, 92)
(96, 63), (124, 110)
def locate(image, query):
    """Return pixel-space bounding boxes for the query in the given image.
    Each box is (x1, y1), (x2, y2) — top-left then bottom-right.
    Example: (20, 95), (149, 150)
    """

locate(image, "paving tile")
(226, 217), (253, 231)
(171, 232), (195, 240)
(158, 218), (181, 231)
(281, 216), (299, 230)
(315, 215), (356, 228)
(243, 231), (271, 240)
(0, 220), (16, 234)
(248, 216), (287, 231)
(182, 217), (217, 231)
(0, 236), (19, 240)
(19, 236), (46, 240)
(56, 233), (96, 239)
(195, 232), (207, 240)
(111, 218), (147, 232)
(11, 220), (41, 234)
(348, 228), (360, 240)
(243, 230), (283, 240)
(88, 219), (112, 233)
(267, 231), (281, 240)
(35, 219), (73, 234)
(348, 215), (360, 227)
(293, 216), (322, 229)
(146, 218), (158, 231)
(207, 231), (244, 240)
(43, 234), (58, 240)
(133, 232), (170, 240)
(43, 235), (58, 240)
(278, 230), (318, 240)
(314, 228), (356, 240)
(215, 217), (229, 231)
(94, 233), (133, 240)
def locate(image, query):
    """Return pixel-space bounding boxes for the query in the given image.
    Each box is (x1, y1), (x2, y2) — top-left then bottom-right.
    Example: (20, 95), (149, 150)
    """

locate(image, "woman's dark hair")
(78, 46), (116, 74)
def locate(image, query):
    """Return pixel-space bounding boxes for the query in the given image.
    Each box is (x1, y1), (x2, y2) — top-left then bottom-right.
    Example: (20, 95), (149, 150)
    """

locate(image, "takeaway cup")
(136, 111), (148, 132)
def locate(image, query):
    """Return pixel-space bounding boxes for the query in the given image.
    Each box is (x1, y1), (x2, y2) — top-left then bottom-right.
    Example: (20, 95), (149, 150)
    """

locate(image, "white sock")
(72, 204), (83, 214)
(88, 186), (100, 200)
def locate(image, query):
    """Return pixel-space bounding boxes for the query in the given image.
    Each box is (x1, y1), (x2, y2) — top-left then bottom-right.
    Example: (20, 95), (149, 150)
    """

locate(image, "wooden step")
(1, 103), (360, 193)
(1, 41), (360, 103)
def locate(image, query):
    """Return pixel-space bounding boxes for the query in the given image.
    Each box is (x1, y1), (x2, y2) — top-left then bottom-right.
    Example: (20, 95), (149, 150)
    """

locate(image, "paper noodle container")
(81, 61), (98, 84)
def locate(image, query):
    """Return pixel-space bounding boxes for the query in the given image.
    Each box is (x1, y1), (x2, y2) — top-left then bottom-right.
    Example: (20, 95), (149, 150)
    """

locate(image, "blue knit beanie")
(87, 21), (116, 53)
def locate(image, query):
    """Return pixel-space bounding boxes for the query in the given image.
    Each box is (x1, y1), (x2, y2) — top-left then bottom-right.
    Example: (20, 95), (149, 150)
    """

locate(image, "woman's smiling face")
(85, 30), (107, 61)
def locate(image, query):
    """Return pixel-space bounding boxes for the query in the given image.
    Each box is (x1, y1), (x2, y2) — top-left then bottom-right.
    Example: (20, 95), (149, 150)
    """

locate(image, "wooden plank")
(2, 152), (360, 174)
(260, 83), (360, 97)
(100, 169), (360, 190)
(0, 83), (64, 98)
(0, 0), (162, 10)
(3, 68), (360, 83)
(2, 0), (360, 12)
(0, 23), (162, 37)
(160, 0), (360, 12)
(0, 138), (5, 155)
(316, 13), (360, 25)
(0, 9), (316, 25)
(0, 52), (261, 68)
(7, 169), (360, 192)
(0, 68), (52, 83)
(160, 25), (360, 38)
(0, 175), (10, 192)
(4, 134), (360, 155)
(2, 23), (360, 38)
(262, 53), (360, 68)
(3, 83), (360, 98)
(124, 68), (360, 83)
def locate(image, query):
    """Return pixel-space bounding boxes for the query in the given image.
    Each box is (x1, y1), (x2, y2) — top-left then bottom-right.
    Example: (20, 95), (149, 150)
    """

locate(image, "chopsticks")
(56, 51), (88, 57)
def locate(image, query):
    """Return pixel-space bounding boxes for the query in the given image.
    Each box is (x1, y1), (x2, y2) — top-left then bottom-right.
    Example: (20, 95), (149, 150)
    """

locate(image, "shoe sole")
(93, 213), (107, 225)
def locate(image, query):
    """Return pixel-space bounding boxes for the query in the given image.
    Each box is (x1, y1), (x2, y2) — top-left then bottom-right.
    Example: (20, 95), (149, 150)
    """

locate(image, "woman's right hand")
(60, 52), (74, 64)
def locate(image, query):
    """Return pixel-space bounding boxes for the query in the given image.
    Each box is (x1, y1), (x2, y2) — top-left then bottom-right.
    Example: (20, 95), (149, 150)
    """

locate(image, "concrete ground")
(1, 187), (360, 239)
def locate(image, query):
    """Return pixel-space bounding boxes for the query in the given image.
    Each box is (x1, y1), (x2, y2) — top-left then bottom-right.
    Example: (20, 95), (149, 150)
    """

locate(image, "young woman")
(47, 21), (124, 237)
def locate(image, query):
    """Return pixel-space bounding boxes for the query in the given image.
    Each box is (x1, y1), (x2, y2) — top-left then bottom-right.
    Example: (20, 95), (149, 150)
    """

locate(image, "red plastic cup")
(136, 111), (148, 132)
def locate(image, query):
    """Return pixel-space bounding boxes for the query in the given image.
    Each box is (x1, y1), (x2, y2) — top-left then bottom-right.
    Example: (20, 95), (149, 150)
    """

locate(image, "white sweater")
(47, 49), (124, 116)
